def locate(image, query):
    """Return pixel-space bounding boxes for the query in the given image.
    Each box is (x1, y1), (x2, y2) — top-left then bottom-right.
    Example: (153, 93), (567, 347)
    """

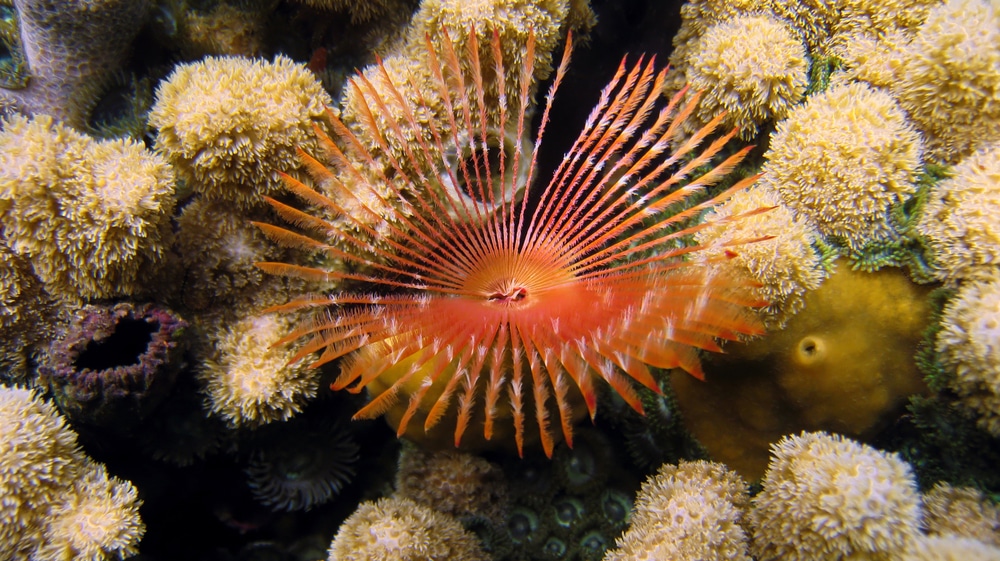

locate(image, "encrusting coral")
(749, 431), (923, 561)
(893, 0), (1000, 164)
(603, 460), (752, 561)
(0, 386), (144, 560)
(0, 0), (151, 128)
(0, 114), (177, 302)
(149, 54), (333, 209)
(760, 81), (923, 251)
(921, 482), (1000, 547)
(935, 270), (1000, 437)
(915, 143), (1000, 283)
(327, 496), (490, 561)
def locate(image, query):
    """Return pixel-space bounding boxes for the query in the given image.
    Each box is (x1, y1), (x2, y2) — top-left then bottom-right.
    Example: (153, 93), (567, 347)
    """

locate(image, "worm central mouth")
(487, 286), (528, 304)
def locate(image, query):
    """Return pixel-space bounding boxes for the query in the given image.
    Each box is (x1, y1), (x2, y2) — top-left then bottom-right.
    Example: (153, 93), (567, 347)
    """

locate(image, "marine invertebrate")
(0, 114), (177, 301)
(935, 270), (1000, 437)
(894, 0), (1000, 164)
(290, 0), (416, 24)
(921, 482), (1000, 546)
(327, 496), (490, 561)
(672, 264), (931, 479)
(257, 30), (767, 456)
(604, 460), (751, 561)
(149, 54), (333, 209)
(199, 312), (319, 428)
(749, 431), (922, 561)
(394, 444), (508, 524)
(38, 302), (188, 429)
(760, 81), (923, 250)
(0, 241), (55, 383)
(915, 143), (1000, 283)
(685, 14), (808, 140)
(0, 0), (151, 128)
(902, 536), (1000, 560)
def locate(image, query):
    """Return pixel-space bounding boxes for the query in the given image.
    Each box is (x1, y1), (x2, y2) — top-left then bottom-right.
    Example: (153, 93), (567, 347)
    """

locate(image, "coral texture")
(149, 55), (332, 209)
(603, 460), (752, 561)
(0, 241), (54, 381)
(749, 431), (922, 561)
(921, 482), (1000, 546)
(901, 536), (1000, 561)
(394, 445), (508, 524)
(761, 81), (922, 250)
(327, 496), (490, 561)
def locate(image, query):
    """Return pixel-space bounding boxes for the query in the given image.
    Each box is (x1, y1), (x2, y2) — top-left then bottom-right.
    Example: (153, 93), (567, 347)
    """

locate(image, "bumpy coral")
(832, 30), (910, 90)
(915, 143), (1000, 282)
(696, 184), (826, 329)
(901, 536), (1000, 561)
(921, 482), (1000, 546)
(149, 55), (332, 209)
(394, 445), (508, 524)
(0, 242), (54, 382)
(604, 460), (752, 561)
(894, 0), (1000, 164)
(749, 431), (922, 561)
(935, 271), (1000, 436)
(199, 313), (319, 428)
(761, 81), (923, 250)
(0, 114), (176, 301)
(0, 0), (151, 128)
(38, 302), (187, 429)
(685, 14), (808, 140)
(327, 496), (490, 561)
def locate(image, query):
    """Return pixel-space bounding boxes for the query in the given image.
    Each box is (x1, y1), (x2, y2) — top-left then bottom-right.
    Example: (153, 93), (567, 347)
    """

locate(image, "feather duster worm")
(255, 29), (769, 457)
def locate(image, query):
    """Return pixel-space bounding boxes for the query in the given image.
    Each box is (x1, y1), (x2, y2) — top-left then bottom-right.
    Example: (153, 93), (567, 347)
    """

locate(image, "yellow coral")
(327, 496), (490, 561)
(149, 55), (332, 208)
(922, 482), (1000, 547)
(604, 460), (752, 561)
(199, 313), (318, 428)
(0, 243), (55, 380)
(901, 536), (1000, 561)
(831, 29), (910, 90)
(935, 270), (1000, 436)
(749, 431), (922, 561)
(393, 445), (508, 524)
(916, 143), (1000, 282)
(696, 184), (826, 329)
(894, 0), (1000, 164)
(761, 81), (923, 250)
(686, 14), (808, 139)
(672, 264), (931, 479)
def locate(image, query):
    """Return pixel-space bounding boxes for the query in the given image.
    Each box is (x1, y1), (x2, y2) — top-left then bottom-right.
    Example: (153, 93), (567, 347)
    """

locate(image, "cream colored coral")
(761, 81), (923, 250)
(696, 184), (826, 329)
(393, 445), (508, 524)
(149, 55), (332, 208)
(686, 14), (808, 140)
(916, 143), (1000, 282)
(935, 271), (1000, 436)
(901, 535), (1000, 561)
(894, 0), (1000, 164)
(327, 496), (489, 561)
(832, 30), (910, 90)
(604, 460), (751, 561)
(199, 313), (318, 428)
(34, 463), (145, 561)
(749, 431), (922, 561)
(922, 482), (1000, 546)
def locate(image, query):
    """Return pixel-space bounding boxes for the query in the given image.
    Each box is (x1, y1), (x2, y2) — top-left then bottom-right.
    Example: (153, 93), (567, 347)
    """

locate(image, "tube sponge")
(749, 431), (922, 561)
(760, 81), (923, 250)
(149, 55), (333, 209)
(327, 496), (490, 561)
(604, 460), (752, 561)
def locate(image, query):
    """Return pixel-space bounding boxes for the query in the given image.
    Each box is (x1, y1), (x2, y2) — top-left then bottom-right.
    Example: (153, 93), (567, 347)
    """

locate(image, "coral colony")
(3, 0), (1000, 559)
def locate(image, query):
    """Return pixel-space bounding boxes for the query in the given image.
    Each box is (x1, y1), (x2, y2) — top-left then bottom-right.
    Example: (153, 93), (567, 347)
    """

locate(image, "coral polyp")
(257, 30), (767, 457)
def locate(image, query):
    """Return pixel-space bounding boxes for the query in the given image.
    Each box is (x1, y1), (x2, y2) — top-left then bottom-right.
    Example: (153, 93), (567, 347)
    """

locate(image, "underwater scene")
(2, 0), (1000, 559)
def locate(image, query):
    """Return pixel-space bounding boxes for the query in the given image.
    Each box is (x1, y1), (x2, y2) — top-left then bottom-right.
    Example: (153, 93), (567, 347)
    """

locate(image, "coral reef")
(394, 444), (509, 524)
(0, 241), (55, 383)
(0, 114), (177, 302)
(0, 0), (152, 128)
(603, 460), (751, 561)
(749, 431), (922, 561)
(327, 496), (490, 561)
(291, 0), (417, 24)
(672, 264), (931, 479)
(921, 482), (1000, 546)
(901, 535), (1000, 561)
(760, 81), (923, 251)
(38, 302), (188, 429)
(149, 54), (333, 209)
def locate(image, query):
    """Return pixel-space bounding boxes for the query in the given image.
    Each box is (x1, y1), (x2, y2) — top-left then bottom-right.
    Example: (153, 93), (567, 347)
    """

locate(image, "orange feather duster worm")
(255, 29), (768, 457)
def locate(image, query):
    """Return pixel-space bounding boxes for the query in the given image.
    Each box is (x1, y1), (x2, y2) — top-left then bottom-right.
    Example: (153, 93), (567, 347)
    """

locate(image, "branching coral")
(915, 143), (1000, 283)
(604, 460), (751, 561)
(749, 431), (922, 561)
(0, 114), (176, 301)
(921, 482), (1000, 546)
(327, 496), (490, 561)
(760, 81), (923, 250)
(894, 0), (1000, 164)
(0, 0), (152, 128)
(149, 55), (332, 209)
